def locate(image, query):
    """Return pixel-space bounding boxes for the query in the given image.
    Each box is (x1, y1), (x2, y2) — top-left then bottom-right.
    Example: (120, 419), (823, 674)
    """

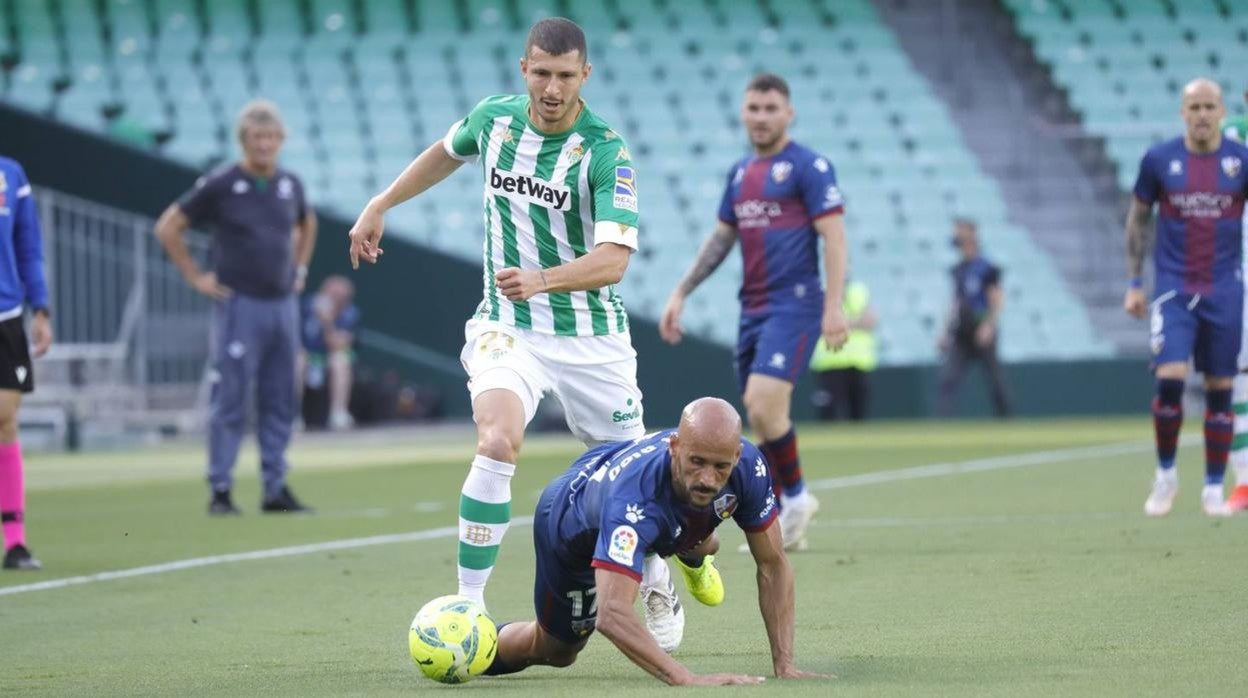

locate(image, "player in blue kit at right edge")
(480, 398), (828, 685)
(661, 73), (849, 550)
(1125, 78), (1248, 517)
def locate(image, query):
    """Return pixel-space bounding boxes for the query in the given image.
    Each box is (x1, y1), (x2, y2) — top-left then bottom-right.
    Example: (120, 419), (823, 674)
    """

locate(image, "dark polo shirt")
(178, 164), (307, 298)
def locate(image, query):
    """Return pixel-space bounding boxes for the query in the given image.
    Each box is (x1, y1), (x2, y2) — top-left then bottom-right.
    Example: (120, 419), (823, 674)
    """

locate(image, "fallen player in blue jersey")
(480, 397), (829, 685)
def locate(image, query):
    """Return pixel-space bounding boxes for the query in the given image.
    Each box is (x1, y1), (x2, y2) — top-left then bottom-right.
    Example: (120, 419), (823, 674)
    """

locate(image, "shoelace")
(643, 583), (678, 613)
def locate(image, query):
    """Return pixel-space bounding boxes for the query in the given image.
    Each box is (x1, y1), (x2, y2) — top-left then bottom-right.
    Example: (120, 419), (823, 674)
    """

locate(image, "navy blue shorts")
(1151, 286), (1243, 377)
(531, 470), (599, 646)
(735, 312), (821, 394)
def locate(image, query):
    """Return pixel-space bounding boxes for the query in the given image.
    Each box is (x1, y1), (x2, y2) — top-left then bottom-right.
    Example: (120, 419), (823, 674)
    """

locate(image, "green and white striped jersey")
(1223, 115), (1248, 143)
(443, 95), (640, 337)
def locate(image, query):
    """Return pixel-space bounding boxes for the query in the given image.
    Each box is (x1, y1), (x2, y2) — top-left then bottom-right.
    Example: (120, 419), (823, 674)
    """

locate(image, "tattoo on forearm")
(678, 230), (735, 296)
(1125, 205), (1150, 277)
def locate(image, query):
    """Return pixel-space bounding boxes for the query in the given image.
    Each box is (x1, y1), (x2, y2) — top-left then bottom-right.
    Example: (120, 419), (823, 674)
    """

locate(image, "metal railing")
(32, 188), (212, 433)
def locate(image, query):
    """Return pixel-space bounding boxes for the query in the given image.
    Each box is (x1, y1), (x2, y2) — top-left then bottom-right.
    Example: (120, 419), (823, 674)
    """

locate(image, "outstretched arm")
(348, 141), (464, 268)
(1123, 197), (1153, 319)
(593, 568), (764, 686)
(659, 222), (738, 344)
(677, 221), (738, 298)
(744, 522), (830, 679)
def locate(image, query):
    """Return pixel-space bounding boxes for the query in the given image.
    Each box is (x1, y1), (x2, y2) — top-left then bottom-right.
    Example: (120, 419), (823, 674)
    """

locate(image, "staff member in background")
(810, 278), (877, 421)
(154, 100), (317, 516)
(0, 156), (52, 570)
(935, 218), (1011, 419)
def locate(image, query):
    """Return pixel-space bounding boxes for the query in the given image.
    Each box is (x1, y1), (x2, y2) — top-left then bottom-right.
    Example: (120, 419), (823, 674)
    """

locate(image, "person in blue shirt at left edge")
(0, 156), (53, 571)
(479, 398), (830, 685)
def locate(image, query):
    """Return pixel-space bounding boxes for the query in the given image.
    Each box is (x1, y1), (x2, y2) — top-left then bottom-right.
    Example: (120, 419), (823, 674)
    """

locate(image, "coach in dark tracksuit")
(155, 100), (318, 515)
(935, 218), (1011, 418)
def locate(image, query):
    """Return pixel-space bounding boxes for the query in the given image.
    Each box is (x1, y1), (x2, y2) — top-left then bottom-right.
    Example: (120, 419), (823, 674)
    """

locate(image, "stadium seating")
(0, 0), (1110, 364)
(1005, 0), (1248, 191)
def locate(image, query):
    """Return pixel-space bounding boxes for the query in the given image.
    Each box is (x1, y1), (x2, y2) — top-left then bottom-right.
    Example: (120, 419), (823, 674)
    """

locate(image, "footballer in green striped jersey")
(347, 17), (695, 651)
(1223, 114), (1248, 143)
(442, 93), (638, 336)
(1221, 101), (1248, 512)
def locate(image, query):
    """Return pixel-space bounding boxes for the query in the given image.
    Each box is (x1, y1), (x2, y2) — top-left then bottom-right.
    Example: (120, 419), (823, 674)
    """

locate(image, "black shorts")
(0, 316), (34, 393)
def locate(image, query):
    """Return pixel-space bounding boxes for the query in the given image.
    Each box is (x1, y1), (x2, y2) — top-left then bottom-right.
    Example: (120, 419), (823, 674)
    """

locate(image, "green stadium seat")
(16, 0), (1112, 364)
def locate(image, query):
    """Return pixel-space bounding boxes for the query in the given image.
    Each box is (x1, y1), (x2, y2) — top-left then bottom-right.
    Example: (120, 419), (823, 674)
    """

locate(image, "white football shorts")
(459, 319), (646, 445)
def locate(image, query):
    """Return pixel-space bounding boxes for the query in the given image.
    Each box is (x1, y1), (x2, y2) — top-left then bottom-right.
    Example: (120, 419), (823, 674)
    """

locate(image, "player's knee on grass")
(529, 623), (585, 669)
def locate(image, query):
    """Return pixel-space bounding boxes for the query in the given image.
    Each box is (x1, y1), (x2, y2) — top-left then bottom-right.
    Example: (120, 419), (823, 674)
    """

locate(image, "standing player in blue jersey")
(480, 398), (828, 684)
(1125, 78), (1248, 517)
(660, 73), (848, 549)
(0, 157), (52, 570)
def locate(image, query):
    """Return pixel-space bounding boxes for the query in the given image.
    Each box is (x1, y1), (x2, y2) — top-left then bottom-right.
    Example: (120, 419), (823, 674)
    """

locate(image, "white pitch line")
(0, 517), (532, 598)
(0, 438), (1161, 598)
(806, 439), (1152, 492)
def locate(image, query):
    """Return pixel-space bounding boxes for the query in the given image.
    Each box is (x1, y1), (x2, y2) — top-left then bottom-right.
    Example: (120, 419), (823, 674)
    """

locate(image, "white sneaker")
(1202, 484), (1232, 517)
(778, 491), (820, 550)
(329, 410), (354, 431)
(640, 577), (684, 653)
(1144, 469), (1178, 517)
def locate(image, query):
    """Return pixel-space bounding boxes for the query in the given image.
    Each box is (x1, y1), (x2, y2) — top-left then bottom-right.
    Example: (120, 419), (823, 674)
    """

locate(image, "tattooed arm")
(658, 222), (739, 344)
(1123, 197), (1153, 319)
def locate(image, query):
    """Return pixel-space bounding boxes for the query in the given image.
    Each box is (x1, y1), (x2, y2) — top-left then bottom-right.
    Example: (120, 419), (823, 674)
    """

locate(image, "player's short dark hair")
(953, 217), (978, 232)
(746, 73), (791, 99)
(526, 17), (588, 63)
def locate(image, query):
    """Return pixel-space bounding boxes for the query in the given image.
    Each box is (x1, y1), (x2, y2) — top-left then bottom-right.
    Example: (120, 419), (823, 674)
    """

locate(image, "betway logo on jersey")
(1166, 191), (1236, 219)
(734, 199), (783, 228)
(489, 167), (571, 211)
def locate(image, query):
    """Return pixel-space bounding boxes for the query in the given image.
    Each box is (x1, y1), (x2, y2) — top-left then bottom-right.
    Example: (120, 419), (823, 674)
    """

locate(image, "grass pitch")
(0, 418), (1244, 696)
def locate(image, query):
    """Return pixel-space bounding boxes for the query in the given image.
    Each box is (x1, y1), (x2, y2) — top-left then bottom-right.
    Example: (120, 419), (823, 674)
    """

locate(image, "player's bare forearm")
(746, 524), (798, 676)
(541, 242), (632, 292)
(153, 204), (201, 282)
(593, 569), (695, 685)
(675, 222), (737, 298)
(1125, 197), (1153, 278)
(816, 214), (847, 309)
(294, 211), (318, 268)
(369, 141), (464, 213)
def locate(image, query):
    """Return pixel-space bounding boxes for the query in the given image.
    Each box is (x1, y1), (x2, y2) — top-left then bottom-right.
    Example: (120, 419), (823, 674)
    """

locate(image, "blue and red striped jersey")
(1133, 136), (1248, 293)
(717, 140), (843, 316)
(548, 430), (777, 581)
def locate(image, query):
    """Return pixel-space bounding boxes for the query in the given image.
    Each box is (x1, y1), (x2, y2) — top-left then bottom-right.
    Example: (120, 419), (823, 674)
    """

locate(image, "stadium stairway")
(874, 0), (1143, 355)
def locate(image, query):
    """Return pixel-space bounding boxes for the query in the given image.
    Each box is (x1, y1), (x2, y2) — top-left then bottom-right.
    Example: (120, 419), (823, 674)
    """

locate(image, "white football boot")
(1201, 484), (1233, 517)
(639, 557), (684, 653)
(778, 490), (820, 550)
(1144, 468), (1178, 517)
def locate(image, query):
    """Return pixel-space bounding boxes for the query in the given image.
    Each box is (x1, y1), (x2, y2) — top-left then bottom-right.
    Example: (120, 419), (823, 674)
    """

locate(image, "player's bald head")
(1180, 78), (1226, 149)
(677, 397), (742, 449)
(669, 398), (743, 505)
(1182, 78), (1223, 104)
